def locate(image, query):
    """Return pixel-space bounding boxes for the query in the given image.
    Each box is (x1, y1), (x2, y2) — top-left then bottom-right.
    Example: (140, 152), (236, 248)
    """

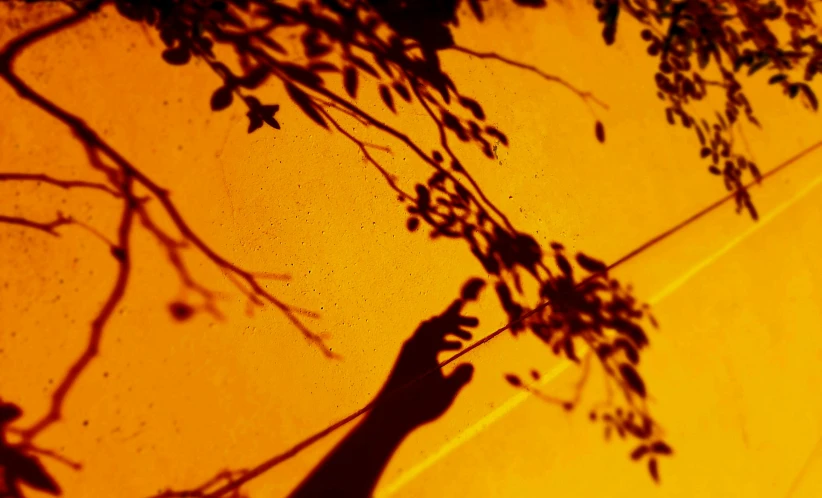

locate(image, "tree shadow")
(3, 0), (820, 496)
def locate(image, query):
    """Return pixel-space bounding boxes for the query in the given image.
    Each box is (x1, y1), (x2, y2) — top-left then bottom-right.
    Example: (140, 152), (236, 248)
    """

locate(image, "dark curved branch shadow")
(446, 44), (611, 113)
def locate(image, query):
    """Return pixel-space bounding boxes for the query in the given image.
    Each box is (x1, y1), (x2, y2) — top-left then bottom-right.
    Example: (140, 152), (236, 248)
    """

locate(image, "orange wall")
(2, 2), (822, 497)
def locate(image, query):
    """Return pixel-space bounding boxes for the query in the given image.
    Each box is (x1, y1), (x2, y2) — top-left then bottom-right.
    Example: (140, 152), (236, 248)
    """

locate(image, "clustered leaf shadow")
(597, 0), (822, 219)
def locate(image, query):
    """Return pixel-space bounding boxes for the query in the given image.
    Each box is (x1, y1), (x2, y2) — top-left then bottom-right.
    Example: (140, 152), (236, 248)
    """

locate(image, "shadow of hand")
(372, 298), (479, 429)
(290, 279), (484, 497)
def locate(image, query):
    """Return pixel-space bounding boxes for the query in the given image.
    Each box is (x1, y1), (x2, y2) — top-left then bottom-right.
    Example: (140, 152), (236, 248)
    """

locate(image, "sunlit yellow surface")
(1, 2), (822, 497)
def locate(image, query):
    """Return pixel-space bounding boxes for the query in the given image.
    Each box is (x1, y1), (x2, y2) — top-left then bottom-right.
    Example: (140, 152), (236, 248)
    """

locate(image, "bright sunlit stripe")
(649, 172), (822, 305)
(377, 162), (822, 498)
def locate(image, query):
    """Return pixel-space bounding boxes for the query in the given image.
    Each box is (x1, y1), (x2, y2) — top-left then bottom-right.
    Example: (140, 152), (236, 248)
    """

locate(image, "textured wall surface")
(1, 1), (822, 497)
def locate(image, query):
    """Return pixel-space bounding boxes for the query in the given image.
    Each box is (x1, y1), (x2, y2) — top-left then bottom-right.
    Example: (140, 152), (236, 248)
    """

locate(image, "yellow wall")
(1, 1), (822, 497)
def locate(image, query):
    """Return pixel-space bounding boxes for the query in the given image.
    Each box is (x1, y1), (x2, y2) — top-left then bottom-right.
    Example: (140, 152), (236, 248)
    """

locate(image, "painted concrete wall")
(1, 1), (821, 497)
